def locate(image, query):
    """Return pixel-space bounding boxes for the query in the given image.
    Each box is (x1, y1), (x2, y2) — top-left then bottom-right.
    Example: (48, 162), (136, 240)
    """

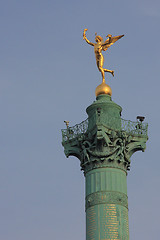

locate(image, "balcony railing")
(121, 118), (148, 136)
(62, 119), (89, 142)
(61, 117), (148, 143)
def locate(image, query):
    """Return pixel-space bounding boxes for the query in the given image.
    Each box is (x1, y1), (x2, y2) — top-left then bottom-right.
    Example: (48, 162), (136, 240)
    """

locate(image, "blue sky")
(0, 0), (159, 239)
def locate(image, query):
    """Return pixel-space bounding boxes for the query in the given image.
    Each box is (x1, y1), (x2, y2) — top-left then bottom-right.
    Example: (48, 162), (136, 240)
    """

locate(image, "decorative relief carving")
(63, 124), (147, 173)
(86, 191), (128, 210)
(62, 106), (148, 173)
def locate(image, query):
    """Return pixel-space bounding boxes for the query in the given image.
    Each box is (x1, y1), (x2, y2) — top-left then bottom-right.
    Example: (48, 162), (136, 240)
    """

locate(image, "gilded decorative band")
(85, 191), (128, 210)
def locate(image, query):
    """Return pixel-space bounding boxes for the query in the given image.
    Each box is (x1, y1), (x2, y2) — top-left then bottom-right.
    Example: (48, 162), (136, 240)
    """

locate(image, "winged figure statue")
(83, 29), (124, 83)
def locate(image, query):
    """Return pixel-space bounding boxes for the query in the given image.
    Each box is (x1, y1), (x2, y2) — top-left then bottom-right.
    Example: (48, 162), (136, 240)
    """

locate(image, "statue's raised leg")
(104, 68), (114, 77)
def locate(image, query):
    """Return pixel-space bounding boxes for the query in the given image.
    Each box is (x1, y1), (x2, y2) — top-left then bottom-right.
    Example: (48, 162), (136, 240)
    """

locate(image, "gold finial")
(95, 82), (112, 97)
(83, 28), (124, 84)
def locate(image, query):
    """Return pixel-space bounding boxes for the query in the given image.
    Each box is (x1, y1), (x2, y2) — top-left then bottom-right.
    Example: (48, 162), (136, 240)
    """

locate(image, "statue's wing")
(102, 35), (124, 51)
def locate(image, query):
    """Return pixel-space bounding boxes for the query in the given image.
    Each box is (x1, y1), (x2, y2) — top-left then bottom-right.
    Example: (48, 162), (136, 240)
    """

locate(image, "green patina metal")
(61, 94), (148, 240)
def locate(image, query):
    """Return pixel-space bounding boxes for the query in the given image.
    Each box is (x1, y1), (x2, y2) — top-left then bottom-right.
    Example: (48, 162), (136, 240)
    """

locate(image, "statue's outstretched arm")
(83, 29), (94, 46)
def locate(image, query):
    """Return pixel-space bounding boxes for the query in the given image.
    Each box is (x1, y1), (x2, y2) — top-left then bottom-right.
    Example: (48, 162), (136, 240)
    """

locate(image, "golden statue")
(83, 29), (124, 83)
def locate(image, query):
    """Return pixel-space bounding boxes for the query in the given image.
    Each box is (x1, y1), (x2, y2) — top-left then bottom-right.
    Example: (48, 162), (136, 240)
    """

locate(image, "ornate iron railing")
(62, 117), (148, 143)
(62, 119), (89, 142)
(121, 118), (148, 136)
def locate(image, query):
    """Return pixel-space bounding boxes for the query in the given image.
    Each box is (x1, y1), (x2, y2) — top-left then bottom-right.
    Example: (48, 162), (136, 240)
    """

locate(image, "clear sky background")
(0, 0), (159, 239)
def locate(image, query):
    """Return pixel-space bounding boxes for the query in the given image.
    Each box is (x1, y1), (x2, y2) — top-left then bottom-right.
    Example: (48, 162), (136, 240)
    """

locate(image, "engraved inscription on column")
(120, 207), (129, 239)
(86, 204), (129, 240)
(86, 206), (96, 240)
(101, 204), (119, 239)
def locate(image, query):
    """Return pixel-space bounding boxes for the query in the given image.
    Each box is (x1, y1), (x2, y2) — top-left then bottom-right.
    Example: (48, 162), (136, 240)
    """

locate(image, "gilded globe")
(95, 82), (112, 97)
